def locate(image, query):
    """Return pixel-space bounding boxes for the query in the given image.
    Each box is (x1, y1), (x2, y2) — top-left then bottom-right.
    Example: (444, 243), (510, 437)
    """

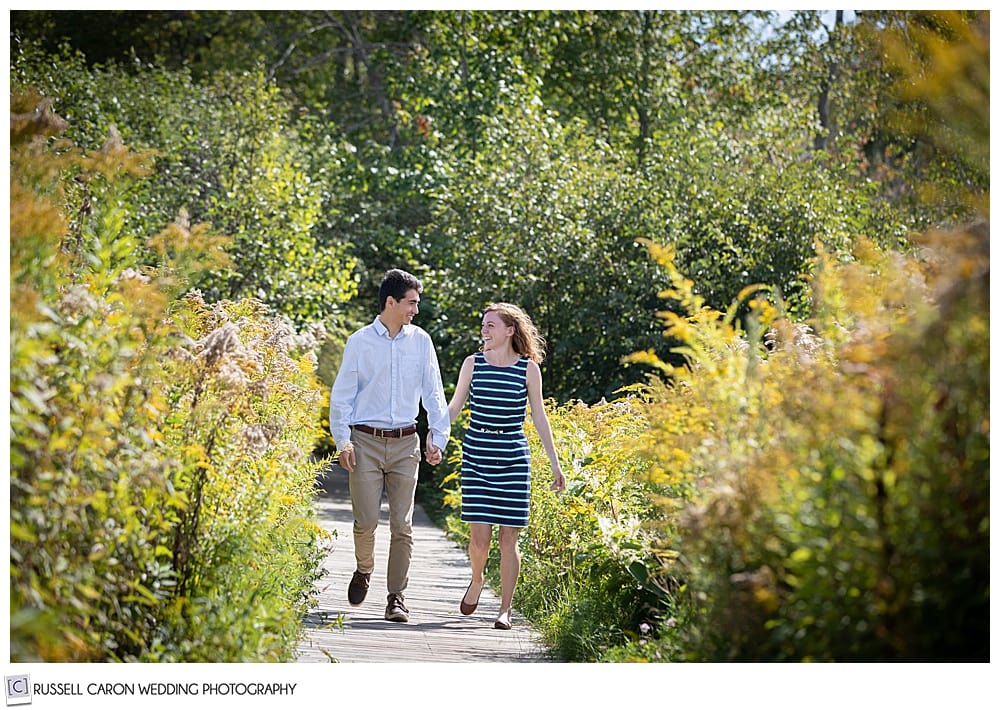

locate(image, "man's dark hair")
(379, 269), (423, 311)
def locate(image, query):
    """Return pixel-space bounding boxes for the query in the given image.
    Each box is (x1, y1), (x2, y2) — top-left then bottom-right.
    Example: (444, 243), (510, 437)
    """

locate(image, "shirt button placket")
(389, 337), (397, 424)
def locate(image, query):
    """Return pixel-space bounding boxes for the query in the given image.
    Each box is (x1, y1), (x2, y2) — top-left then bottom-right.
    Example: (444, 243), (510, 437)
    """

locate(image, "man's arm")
(328, 335), (360, 450)
(421, 334), (451, 452)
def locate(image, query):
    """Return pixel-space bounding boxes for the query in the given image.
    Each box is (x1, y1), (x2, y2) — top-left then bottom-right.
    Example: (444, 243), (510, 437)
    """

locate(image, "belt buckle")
(377, 427), (389, 437)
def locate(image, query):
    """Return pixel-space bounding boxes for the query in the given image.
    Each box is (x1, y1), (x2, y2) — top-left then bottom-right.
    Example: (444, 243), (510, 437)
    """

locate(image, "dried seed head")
(199, 323), (241, 367)
(216, 360), (249, 390)
(241, 424), (272, 457)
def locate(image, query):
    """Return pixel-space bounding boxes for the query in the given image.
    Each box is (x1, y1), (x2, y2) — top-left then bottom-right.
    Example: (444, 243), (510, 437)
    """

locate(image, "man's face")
(384, 288), (421, 328)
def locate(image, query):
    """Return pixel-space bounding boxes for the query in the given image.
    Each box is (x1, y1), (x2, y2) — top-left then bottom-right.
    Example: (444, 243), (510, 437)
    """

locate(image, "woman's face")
(481, 311), (514, 350)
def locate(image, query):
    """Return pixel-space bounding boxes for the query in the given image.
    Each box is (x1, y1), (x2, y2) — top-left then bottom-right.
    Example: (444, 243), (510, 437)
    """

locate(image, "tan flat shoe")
(493, 612), (512, 630)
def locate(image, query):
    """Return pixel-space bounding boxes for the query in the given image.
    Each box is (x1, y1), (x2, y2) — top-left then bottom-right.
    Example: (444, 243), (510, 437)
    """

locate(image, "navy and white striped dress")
(461, 351), (531, 528)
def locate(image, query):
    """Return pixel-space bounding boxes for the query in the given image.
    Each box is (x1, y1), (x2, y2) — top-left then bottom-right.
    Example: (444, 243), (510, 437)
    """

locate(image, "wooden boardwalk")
(296, 465), (555, 663)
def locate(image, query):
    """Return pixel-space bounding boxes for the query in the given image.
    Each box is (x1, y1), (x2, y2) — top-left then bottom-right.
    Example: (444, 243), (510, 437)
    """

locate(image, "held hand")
(338, 448), (356, 473)
(550, 467), (566, 493)
(425, 444), (443, 466)
(425, 431), (443, 466)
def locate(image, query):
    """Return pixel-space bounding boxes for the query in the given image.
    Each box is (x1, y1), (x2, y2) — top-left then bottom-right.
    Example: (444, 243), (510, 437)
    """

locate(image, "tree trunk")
(814, 10), (843, 151)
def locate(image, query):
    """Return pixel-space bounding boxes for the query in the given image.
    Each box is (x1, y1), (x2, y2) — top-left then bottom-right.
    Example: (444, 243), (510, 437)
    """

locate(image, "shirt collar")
(372, 316), (411, 339)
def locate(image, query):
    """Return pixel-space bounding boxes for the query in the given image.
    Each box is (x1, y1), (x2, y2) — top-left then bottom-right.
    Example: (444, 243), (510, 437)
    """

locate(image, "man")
(328, 268), (450, 623)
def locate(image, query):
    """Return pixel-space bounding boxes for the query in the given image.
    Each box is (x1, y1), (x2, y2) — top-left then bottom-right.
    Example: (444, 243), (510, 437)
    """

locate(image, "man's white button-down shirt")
(329, 316), (450, 451)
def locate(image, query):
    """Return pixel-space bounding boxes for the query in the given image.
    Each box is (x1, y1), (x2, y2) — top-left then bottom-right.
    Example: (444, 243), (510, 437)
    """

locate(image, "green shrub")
(151, 294), (333, 661)
(11, 41), (358, 327)
(631, 230), (988, 660)
(10, 91), (333, 661)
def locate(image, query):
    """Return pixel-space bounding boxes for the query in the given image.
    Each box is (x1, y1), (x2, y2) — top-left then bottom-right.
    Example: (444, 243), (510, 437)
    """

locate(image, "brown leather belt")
(352, 424), (418, 438)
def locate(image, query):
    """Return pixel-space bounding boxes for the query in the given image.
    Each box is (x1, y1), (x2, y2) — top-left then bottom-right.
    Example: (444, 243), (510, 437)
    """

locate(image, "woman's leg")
(463, 523), (492, 608)
(496, 525), (521, 624)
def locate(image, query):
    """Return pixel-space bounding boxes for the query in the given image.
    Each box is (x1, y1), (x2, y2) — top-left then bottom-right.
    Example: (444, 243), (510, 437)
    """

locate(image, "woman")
(446, 303), (565, 630)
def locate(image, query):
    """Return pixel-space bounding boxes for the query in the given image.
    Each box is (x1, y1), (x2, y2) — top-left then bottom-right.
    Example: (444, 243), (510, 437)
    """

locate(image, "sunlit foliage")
(10, 93), (332, 661)
(9, 10), (988, 663)
(628, 223), (987, 660)
(11, 42), (358, 326)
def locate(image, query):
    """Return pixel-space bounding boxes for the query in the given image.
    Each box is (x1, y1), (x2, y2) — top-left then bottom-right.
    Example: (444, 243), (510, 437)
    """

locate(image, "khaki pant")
(348, 429), (421, 595)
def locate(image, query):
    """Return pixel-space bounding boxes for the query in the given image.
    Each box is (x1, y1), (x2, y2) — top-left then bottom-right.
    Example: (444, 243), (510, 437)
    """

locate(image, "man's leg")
(349, 431), (385, 578)
(383, 434), (420, 596)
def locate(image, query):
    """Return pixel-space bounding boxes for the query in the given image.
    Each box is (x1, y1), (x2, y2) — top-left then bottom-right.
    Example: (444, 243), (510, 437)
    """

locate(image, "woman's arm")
(526, 360), (566, 492)
(447, 354), (475, 423)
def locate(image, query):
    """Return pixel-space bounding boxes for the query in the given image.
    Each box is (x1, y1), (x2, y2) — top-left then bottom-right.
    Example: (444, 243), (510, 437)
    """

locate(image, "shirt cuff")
(431, 432), (450, 451)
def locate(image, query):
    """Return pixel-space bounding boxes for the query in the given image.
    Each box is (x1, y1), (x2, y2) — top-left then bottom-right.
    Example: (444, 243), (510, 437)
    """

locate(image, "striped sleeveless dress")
(460, 351), (531, 528)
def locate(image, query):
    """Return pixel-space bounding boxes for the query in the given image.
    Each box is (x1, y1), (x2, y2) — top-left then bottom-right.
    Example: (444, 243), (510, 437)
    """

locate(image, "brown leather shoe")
(494, 610), (512, 630)
(348, 570), (370, 606)
(460, 580), (483, 616)
(385, 593), (409, 622)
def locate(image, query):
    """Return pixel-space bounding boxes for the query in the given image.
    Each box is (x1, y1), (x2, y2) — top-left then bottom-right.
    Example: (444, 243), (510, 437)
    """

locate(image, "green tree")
(542, 10), (773, 164)
(428, 86), (667, 402)
(394, 10), (558, 157)
(189, 10), (425, 148)
(629, 9), (989, 661)
(12, 41), (358, 325)
(761, 10), (986, 227)
(641, 118), (910, 317)
(10, 10), (221, 69)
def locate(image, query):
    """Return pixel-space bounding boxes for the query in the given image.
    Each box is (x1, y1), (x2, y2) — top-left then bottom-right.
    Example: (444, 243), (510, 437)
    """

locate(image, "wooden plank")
(296, 466), (555, 663)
